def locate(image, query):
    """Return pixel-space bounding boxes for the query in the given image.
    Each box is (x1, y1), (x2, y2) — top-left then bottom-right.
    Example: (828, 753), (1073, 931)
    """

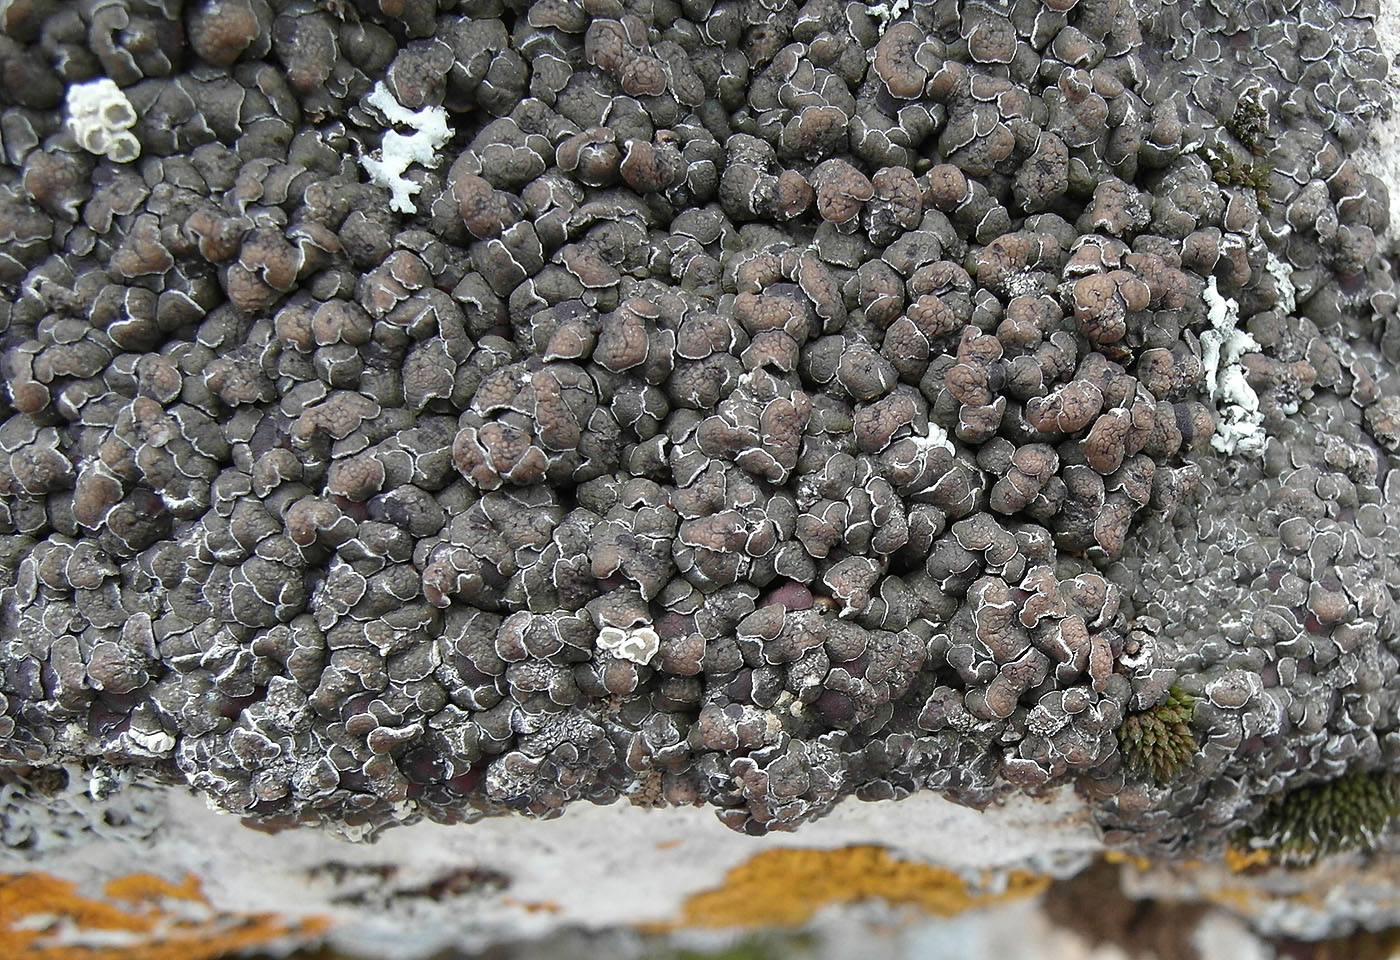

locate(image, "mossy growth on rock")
(1233, 771), (1400, 867)
(1227, 87), (1271, 154)
(1117, 686), (1198, 784)
(1198, 144), (1275, 208)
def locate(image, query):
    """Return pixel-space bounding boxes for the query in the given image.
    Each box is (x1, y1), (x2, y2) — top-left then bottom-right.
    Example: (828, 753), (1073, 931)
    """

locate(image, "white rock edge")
(7, 785), (1100, 960)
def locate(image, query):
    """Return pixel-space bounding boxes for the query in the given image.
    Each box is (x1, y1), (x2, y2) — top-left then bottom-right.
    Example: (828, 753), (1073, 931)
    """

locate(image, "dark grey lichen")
(0, 0), (1396, 855)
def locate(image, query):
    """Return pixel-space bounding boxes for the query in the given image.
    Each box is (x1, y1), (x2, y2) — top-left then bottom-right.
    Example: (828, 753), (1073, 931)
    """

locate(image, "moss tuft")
(1198, 144), (1274, 209)
(1233, 770), (1400, 867)
(1227, 88), (1270, 154)
(1117, 685), (1197, 784)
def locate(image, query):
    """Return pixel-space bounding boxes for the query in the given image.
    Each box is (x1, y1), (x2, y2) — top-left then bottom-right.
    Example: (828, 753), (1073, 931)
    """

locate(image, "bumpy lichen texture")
(0, 0), (1397, 858)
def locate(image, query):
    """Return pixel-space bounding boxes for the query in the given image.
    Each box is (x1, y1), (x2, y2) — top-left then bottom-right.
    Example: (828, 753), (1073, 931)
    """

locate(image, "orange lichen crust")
(672, 846), (1049, 929)
(1224, 847), (1272, 873)
(1102, 849), (1153, 871)
(0, 871), (328, 959)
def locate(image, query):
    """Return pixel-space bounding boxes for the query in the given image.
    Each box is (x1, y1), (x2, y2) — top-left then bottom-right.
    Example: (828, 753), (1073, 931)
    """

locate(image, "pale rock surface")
(5, 782), (1099, 959)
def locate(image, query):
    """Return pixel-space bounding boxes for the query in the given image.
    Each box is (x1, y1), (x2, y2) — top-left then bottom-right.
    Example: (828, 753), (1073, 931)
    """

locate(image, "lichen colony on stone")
(0, 0), (1398, 858)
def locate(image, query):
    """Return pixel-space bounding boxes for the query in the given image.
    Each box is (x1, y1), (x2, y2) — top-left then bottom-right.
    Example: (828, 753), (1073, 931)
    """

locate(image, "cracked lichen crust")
(0, 0), (1396, 853)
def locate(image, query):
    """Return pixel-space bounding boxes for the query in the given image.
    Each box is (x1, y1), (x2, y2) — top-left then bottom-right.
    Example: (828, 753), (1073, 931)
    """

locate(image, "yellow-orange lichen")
(1102, 850), (1152, 871)
(669, 845), (1049, 929)
(0, 871), (328, 959)
(103, 873), (206, 904)
(1224, 846), (1272, 873)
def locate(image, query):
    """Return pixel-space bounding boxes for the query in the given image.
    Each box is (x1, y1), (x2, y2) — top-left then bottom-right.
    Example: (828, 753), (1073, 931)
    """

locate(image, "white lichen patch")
(1266, 251), (1297, 316)
(1200, 276), (1266, 457)
(866, 0), (909, 35)
(1003, 271), (1042, 300)
(122, 728), (176, 757)
(597, 624), (661, 665)
(65, 78), (140, 163)
(360, 82), (451, 214)
(911, 420), (956, 456)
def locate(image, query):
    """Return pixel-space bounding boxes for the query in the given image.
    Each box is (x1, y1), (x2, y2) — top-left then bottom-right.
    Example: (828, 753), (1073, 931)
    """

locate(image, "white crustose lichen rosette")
(65, 77), (140, 163)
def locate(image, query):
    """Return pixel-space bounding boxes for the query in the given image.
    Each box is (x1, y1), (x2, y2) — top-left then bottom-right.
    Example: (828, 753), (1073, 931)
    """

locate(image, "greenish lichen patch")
(1227, 87), (1271, 154)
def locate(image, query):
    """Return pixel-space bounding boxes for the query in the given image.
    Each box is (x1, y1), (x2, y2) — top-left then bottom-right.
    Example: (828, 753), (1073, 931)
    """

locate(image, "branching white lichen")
(1200, 276), (1266, 457)
(1266, 251), (1297, 316)
(1264, 252), (1303, 413)
(597, 625), (661, 665)
(65, 78), (140, 163)
(359, 82), (451, 215)
(866, 0), (909, 36)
